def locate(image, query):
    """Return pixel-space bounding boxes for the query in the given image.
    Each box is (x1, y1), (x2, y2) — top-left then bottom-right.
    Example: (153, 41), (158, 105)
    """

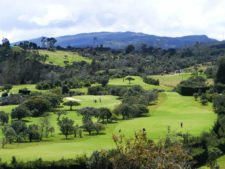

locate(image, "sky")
(1, 0), (225, 42)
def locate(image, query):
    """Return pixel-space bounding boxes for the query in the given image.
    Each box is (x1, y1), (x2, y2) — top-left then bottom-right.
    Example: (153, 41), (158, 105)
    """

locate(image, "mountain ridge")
(17, 31), (219, 49)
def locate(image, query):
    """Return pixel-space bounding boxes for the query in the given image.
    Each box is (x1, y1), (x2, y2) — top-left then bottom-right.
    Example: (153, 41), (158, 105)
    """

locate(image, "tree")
(200, 94), (208, 105)
(125, 76), (135, 84)
(0, 111), (9, 125)
(48, 127), (55, 136)
(125, 44), (135, 54)
(55, 110), (66, 121)
(83, 118), (95, 135)
(2, 38), (10, 48)
(114, 104), (130, 119)
(215, 56), (225, 84)
(73, 124), (79, 138)
(44, 93), (63, 108)
(2, 126), (16, 144)
(18, 41), (38, 50)
(39, 116), (51, 138)
(98, 76), (109, 87)
(63, 101), (80, 111)
(41, 37), (57, 49)
(193, 93), (198, 101)
(11, 106), (30, 120)
(98, 108), (112, 123)
(47, 37), (57, 49)
(58, 117), (74, 139)
(18, 88), (31, 95)
(41, 37), (47, 48)
(11, 121), (27, 142)
(62, 85), (70, 94)
(79, 107), (99, 119)
(23, 96), (51, 117)
(213, 95), (225, 115)
(94, 123), (105, 134)
(27, 124), (41, 142)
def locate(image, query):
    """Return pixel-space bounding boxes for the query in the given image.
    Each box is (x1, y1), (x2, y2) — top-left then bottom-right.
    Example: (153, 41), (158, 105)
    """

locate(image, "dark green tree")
(58, 117), (74, 139)
(125, 77), (135, 84)
(2, 126), (16, 144)
(11, 106), (30, 120)
(215, 56), (225, 84)
(11, 121), (27, 142)
(27, 124), (41, 142)
(98, 108), (112, 123)
(0, 111), (9, 125)
(63, 101), (80, 111)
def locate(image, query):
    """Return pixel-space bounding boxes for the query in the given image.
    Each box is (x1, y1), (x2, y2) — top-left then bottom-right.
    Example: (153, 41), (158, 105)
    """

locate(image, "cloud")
(1, 0), (225, 42)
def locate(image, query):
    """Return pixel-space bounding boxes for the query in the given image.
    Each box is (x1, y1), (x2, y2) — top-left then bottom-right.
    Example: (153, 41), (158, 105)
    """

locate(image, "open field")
(38, 50), (92, 66)
(108, 76), (172, 90)
(0, 92), (216, 162)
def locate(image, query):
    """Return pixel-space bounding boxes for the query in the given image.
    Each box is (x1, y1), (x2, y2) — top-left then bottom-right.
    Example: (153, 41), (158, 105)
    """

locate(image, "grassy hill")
(39, 50), (92, 67)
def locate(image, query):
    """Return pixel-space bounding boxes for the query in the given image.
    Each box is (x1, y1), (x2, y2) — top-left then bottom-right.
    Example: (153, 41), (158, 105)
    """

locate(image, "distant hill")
(19, 31), (219, 49)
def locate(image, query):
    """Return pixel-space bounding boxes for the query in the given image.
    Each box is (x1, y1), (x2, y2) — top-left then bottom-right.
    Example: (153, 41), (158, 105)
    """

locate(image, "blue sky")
(1, 0), (225, 42)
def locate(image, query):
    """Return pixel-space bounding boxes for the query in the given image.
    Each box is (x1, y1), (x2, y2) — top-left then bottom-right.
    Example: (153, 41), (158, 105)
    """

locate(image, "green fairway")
(115, 92), (216, 139)
(108, 76), (172, 90)
(39, 50), (92, 66)
(150, 73), (192, 88)
(0, 92), (216, 162)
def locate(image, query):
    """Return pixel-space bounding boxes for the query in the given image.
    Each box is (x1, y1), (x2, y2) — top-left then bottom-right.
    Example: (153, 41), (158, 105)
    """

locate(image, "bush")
(1, 92), (8, 97)
(18, 88), (31, 95)
(143, 76), (159, 85)
(177, 76), (209, 96)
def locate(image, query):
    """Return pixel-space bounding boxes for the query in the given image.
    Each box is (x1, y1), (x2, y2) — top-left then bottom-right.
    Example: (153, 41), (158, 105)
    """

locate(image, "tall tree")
(0, 111), (9, 125)
(125, 77), (135, 84)
(63, 101), (80, 111)
(58, 117), (74, 139)
(11, 106), (30, 120)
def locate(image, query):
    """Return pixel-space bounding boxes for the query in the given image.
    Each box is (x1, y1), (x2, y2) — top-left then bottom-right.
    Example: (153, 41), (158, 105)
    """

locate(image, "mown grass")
(0, 92), (216, 162)
(38, 50), (92, 66)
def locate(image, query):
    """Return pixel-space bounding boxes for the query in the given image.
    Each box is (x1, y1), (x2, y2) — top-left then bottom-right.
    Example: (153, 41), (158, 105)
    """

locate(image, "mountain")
(19, 31), (219, 49)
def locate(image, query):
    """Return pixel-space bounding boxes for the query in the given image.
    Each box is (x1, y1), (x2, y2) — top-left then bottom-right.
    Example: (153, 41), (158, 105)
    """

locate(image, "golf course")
(0, 90), (217, 162)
